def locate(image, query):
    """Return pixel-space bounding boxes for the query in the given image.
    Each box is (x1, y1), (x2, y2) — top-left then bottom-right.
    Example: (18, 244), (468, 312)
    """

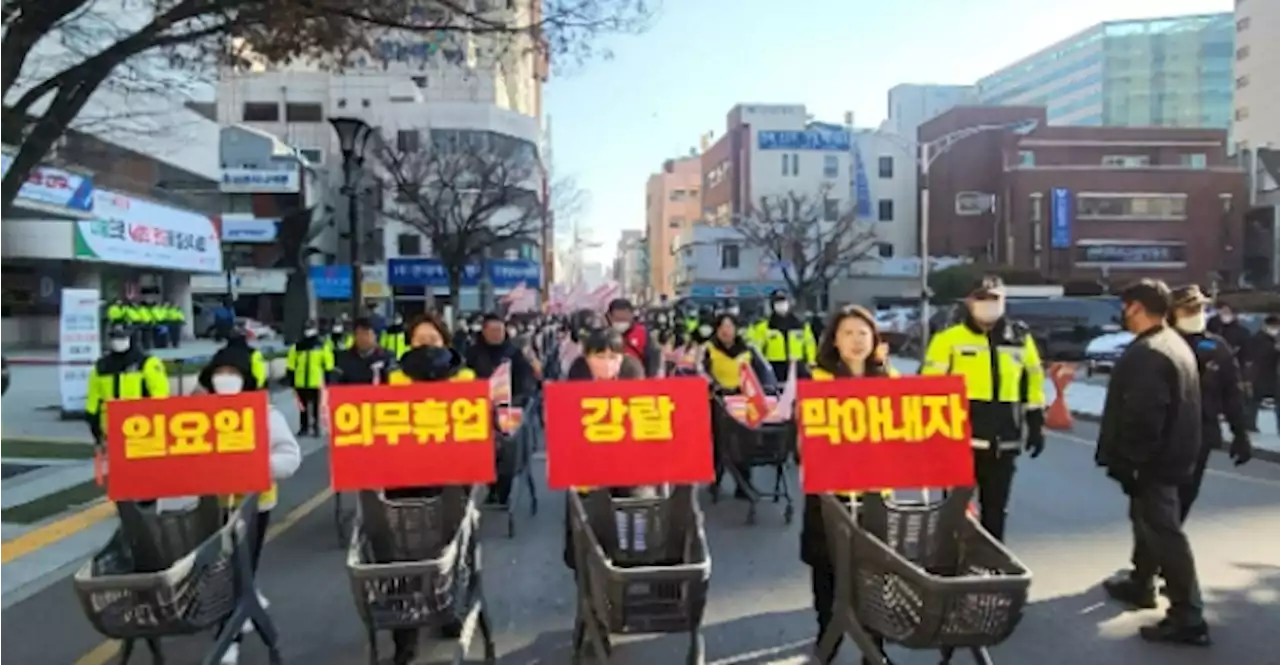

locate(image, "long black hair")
(815, 304), (889, 377)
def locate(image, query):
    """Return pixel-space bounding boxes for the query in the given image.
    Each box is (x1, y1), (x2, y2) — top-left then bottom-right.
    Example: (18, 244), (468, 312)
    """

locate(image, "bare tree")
(379, 133), (544, 307)
(2, 0), (653, 214)
(732, 184), (880, 308)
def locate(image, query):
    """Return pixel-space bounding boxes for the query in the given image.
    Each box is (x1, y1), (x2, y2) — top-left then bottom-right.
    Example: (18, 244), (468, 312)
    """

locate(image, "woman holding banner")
(196, 346), (302, 665)
(703, 313), (777, 499)
(802, 304), (896, 665)
(381, 312), (475, 662)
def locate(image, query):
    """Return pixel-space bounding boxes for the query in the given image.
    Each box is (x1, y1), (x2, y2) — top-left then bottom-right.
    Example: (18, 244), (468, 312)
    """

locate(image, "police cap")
(969, 275), (1006, 299)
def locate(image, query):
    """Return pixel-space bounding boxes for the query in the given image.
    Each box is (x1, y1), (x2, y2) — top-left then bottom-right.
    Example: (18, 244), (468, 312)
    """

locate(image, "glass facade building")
(977, 13), (1234, 129)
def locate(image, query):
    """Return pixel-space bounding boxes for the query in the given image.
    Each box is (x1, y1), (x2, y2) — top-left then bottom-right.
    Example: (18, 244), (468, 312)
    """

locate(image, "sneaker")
(1139, 618), (1212, 646)
(220, 643), (240, 665)
(1102, 577), (1157, 609)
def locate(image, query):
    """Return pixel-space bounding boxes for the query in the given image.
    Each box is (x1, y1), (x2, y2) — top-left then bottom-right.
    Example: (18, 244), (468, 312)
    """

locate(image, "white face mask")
(109, 338), (130, 353)
(211, 373), (244, 395)
(304, 328), (318, 337)
(727, 307), (740, 316)
(469, 324), (482, 332)
(1218, 313), (1235, 324)
(773, 302), (791, 315)
(332, 327), (343, 334)
(697, 325), (713, 337)
(970, 301), (1005, 323)
(612, 321), (631, 334)
(1175, 312), (1207, 334)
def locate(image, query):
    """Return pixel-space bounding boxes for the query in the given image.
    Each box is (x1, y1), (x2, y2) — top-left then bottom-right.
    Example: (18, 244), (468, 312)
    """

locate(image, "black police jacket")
(1181, 331), (1248, 436)
(1096, 326), (1202, 484)
(332, 346), (395, 385)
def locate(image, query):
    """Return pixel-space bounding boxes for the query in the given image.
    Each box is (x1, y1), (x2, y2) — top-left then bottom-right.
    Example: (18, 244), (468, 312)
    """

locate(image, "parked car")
(1083, 331), (1132, 376)
(901, 297), (1123, 362)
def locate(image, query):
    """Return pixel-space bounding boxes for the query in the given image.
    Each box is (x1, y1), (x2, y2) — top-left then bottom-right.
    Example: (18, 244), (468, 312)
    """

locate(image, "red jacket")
(621, 322), (649, 365)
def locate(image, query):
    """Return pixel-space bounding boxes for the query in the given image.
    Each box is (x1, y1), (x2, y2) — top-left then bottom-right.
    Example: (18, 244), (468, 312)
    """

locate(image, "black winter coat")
(1096, 326), (1202, 485)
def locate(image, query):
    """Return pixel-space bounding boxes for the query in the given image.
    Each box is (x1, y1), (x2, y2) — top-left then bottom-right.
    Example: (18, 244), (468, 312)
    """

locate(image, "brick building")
(921, 106), (1248, 287)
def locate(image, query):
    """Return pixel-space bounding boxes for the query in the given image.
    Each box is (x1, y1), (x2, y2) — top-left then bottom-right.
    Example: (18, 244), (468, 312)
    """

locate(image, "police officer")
(748, 290), (816, 382)
(167, 301), (185, 349)
(920, 276), (1046, 542)
(379, 312), (409, 359)
(327, 320), (353, 353)
(334, 318), (395, 385)
(224, 322), (269, 388)
(85, 324), (170, 444)
(1167, 285), (1253, 521)
(286, 320), (334, 437)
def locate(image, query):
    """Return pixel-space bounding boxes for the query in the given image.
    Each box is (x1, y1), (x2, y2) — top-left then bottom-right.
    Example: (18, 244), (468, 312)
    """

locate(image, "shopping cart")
(815, 489), (1032, 665)
(335, 490), (355, 548)
(708, 395), (796, 524)
(73, 496), (281, 665)
(568, 486), (711, 665)
(346, 485), (497, 665)
(485, 393), (542, 537)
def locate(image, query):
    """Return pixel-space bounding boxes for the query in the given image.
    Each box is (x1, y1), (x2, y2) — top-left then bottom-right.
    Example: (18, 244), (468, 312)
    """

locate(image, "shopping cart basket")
(708, 395), (795, 525)
(73, 496), (280, 665)
(816, 490), (1032, 665)
(346, 485), (496, 665)
(569, 486), (711, 665)
(485, 393), (542, 537)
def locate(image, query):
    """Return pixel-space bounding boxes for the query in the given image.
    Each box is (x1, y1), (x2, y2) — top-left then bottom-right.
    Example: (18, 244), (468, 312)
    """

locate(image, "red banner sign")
(797, 376), (974, 493)
(739, 362), (769, 427)
(543, 377), (714, 489)
(106, 392), (272, 501)
(326, 381), (495, 491)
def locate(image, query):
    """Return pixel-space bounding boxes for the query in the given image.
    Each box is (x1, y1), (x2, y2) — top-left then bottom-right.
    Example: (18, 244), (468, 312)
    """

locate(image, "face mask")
(727, 307), (740, 316)
(304, 328), (318, 337)
(1219, 313), (1235, 324)
(773, 302), (790, 315)
(1175, 312), (1207, 334)
(1267, 327), (1280, 337)
(612, 321), (631, 334)
(586, 356), (623, 379)
(469, 324), (481, 333)
(332, 327), (343, 334)
(698, 325), (713, 338)
(506, 327), (517, 338)
(211, 373), (244, 395)
(109, 338), (130, 353)
(393, 317), (403, 325)
(657, 316), (667, 324)
(970, 301), (1004, 323)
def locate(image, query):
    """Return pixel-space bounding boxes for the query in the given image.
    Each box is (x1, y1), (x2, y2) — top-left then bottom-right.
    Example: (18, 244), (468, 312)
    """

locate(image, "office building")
(921, 105), (1247, 286)
(645, 155), (703, 298)
(613, 230), (648, 302)
(977, 13), (1235, 128)
(886, 84), (977, 139)
(1234, 0), (1280, 285)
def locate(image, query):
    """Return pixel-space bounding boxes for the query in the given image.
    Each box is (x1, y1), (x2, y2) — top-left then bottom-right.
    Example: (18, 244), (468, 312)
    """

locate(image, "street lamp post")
(912, 119), (1039, 356)
(329, 117), (374, 321)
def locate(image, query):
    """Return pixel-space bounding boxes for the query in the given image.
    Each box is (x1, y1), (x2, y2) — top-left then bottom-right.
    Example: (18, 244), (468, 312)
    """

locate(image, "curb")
(1066, 410), (1280, 465)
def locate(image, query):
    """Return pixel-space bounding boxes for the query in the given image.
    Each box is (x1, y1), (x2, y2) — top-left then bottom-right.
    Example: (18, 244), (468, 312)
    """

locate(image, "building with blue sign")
(977, 13), (1234, 129)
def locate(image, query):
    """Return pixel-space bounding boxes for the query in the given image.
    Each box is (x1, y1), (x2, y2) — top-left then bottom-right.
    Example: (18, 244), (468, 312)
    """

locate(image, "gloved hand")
(1229, 434), (1253, 466)
(1025, 430), (1046, 458)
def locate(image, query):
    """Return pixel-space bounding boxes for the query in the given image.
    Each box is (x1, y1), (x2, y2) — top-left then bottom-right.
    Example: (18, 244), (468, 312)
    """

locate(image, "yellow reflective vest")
(85, 354), (170, 430)
(286, 343), (334, 388)
(749, 319), (816, 365)
(921, 320), (1045, 450)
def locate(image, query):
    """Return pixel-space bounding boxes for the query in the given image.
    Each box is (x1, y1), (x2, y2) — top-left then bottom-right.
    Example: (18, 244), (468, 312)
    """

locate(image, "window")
(669, 189), (688, 201)
(242, 102), (279, 122)
(284, 102), (323, 122)
(396, 233), (422, 256)
(955, 191), (993, 216)
(781, 154), (791, 176)
(720, 243), (740, 269)
(1101, 154), (1150, 167)
(877, 156), (894, 179)
(823, 197), (839, 221)
(1236, 75), (1250, 89)
(1237, 16), (1250, 31)
(411, 76), (428, 88)
(396, 129), (421, 153)
(876, 242), (895, 258)
(1018, 150), (1035, 166)
(823, 155), (839, 179)
(1236, 107), (1250, 121)
(791, 153), (799, 176)
(1237, 45), (1251, 60)
(1180, 153), (1207, 169)
(1076, 194), (1187, 220)
(298, 148), (324, 164)
(669, 216), (685, 229)
(782, 153), (800, 176)
(877, 199), (894, 222)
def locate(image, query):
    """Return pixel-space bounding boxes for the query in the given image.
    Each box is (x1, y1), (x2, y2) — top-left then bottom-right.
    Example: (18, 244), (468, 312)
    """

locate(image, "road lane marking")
(1048, 431), (1280, 489)
(1, 501), (116, 564)
(72, 487), (334, 665)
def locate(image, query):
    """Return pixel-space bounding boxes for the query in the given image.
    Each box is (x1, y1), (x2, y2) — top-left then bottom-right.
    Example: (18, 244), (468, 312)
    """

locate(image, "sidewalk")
(889, 356), (1280, 460)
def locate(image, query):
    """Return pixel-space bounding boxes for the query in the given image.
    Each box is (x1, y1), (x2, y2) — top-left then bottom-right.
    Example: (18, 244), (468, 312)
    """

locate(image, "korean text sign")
(543, 377), (714, 489)
(106, 392), (271, 500)
(326, 381), (495, 491)
(797, 376), (974, 493)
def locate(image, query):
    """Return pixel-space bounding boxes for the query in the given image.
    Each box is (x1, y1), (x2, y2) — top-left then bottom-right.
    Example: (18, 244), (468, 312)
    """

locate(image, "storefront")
(387, 258), (542, 316)
(2, 186), (223, 347)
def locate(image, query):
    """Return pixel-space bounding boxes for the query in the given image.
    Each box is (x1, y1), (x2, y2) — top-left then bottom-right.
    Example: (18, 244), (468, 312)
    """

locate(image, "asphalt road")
(4, 421), (1279, 665)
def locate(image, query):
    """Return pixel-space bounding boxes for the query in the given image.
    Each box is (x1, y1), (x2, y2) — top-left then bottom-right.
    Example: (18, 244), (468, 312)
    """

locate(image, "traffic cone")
(1045, 362), (1076, 431)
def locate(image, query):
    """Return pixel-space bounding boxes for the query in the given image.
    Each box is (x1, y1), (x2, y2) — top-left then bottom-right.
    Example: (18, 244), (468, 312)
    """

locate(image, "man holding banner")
(920, 276), (1046, 542)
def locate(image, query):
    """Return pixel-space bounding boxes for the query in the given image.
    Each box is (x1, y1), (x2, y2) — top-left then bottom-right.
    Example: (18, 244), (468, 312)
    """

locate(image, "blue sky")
(543, 0), (1230, 264)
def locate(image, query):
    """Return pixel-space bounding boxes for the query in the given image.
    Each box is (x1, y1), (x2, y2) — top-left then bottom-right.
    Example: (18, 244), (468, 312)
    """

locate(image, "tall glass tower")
(977, 13), (1234, 129)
